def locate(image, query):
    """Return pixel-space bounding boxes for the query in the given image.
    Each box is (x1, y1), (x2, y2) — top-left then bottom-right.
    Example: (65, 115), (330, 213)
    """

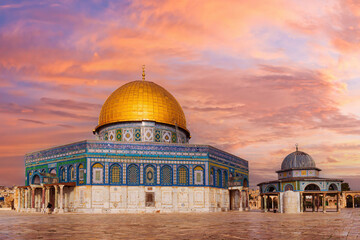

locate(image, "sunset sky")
(1, 0), (360, 189)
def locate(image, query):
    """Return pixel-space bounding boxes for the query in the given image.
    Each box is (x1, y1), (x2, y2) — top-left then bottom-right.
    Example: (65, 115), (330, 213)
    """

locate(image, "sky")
(0, 0), (360, 189)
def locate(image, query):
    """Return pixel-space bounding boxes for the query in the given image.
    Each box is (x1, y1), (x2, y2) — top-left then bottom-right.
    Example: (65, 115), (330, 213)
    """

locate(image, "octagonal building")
(17, 76), (249, 213)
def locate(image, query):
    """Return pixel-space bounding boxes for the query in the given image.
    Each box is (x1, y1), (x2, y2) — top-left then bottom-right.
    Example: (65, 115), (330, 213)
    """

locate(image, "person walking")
(47, 202), (53, 214)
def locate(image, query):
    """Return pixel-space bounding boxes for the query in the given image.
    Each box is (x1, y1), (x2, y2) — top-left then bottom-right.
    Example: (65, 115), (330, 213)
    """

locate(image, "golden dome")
(96, 80), (188, 133)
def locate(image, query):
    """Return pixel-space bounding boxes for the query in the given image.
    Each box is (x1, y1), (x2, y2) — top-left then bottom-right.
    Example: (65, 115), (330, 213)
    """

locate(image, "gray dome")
(281, 151), (316, 170)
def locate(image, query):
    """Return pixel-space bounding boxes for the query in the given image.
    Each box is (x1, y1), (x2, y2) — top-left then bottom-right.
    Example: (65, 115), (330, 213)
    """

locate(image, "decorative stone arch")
(265, 184), (276, 193)
(127, 164), (139, 185)
(346, 195), (354, 208)
(144, 164), (156, 185)
(109, 163), (122, 185)
(160, 165), (173, 186)
(304, 183), (321, 191)
(328, 183), (338, 191)
(354, 195), (360, 208)
(49, 168), (56, 174)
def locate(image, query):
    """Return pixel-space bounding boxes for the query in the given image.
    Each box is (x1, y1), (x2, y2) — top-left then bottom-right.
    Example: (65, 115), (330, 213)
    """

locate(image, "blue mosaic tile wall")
(25, 140), (249, 188)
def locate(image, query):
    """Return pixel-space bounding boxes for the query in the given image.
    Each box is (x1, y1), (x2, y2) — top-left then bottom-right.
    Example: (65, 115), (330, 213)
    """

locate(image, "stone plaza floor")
(0, 209), (358, 239)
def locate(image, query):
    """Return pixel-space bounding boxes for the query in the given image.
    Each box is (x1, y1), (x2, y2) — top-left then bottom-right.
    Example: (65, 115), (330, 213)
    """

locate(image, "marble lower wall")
(66, 186), (229, 213)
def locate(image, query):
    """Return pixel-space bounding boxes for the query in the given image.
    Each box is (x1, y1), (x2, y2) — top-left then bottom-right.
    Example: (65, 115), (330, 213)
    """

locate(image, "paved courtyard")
(0, 209), (358, 239)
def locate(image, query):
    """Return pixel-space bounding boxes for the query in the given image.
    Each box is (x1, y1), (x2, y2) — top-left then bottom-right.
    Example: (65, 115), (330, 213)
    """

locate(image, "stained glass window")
(210, 168), (214, 186)
(145, 165), (155, 185)
(178, 166), (188, 185)
(60, 167), (66, 182)
(92, 163), (103, 184)
(223, 171), (228, 188)
(78, 164), (84, 184)
(216, 169), (221, 187)
(69, 166), (75, 181)
(161, 165), (172, 185)
(127, 165), (139, 185)
(111, 165), (121, 184)
(194, 166), (204, 185)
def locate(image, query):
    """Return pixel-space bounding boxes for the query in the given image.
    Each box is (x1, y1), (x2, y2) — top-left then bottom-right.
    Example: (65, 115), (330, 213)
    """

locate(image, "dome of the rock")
(95, 80), (188, 133)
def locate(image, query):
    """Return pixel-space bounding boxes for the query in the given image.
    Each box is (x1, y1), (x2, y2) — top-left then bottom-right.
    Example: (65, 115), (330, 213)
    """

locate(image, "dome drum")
(96, 120), (189, 143)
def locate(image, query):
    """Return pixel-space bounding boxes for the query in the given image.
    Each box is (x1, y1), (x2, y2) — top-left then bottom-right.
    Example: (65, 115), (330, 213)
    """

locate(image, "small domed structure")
(258, 144), (343, 214)
(281, 150), (316, 170)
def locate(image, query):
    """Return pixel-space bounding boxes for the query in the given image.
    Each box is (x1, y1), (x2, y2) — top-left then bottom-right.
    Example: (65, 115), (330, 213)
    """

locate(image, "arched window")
(161, 165), (172, 185)
(194, 166), (204, 185)
(144, 165), (156, 185)
(69, 165), (75, 181)
(304, 184), (320, 191)
(177, 166), (188, 185)
(127, 164), (139, 185)
(216, 169), (222, 187)
(243, 178), (248, 188)
(49, 168), (56, 175)
(32, 174), (40, 184)
(210, 168), (214, 186)
(110, 164), (121, 184)
(223, 170), (228, 188)
(78, 164), (85, 184)
(92, 163), (104, 184)
(329, 183), (338, 191)
(59, 167), (66, 182)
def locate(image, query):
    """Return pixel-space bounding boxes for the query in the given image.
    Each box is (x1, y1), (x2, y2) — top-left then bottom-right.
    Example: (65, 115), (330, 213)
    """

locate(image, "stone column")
(322, 193), (326, 213)
(353, 196), (355, 208)
(31, 187), (35, 210)
(54, 186), (58, 213)
(311, 194), (315, 212)
(246, 189), (250, 211)
(24, 189), (28, 210)
(41, 187), (45, 212)
(300, 192), (303, 212)
(59, 185), (64, 213)
(264, 195), (267, 212)
(46, 187), (50, 206)
(239, 190), (243, 211)
(25, 188), (29, 211)
(17, 188), (21, 212)
(337, 192), (340, 212)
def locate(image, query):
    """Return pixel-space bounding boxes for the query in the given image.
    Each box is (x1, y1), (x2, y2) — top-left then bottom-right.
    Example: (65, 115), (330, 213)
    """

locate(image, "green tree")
(341, 182), (351, 191)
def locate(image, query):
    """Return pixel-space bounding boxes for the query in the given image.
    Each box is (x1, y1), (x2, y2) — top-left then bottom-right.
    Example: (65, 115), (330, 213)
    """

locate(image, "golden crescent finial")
(295, 143), (298, 151)
(142, 65), (145, 81)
